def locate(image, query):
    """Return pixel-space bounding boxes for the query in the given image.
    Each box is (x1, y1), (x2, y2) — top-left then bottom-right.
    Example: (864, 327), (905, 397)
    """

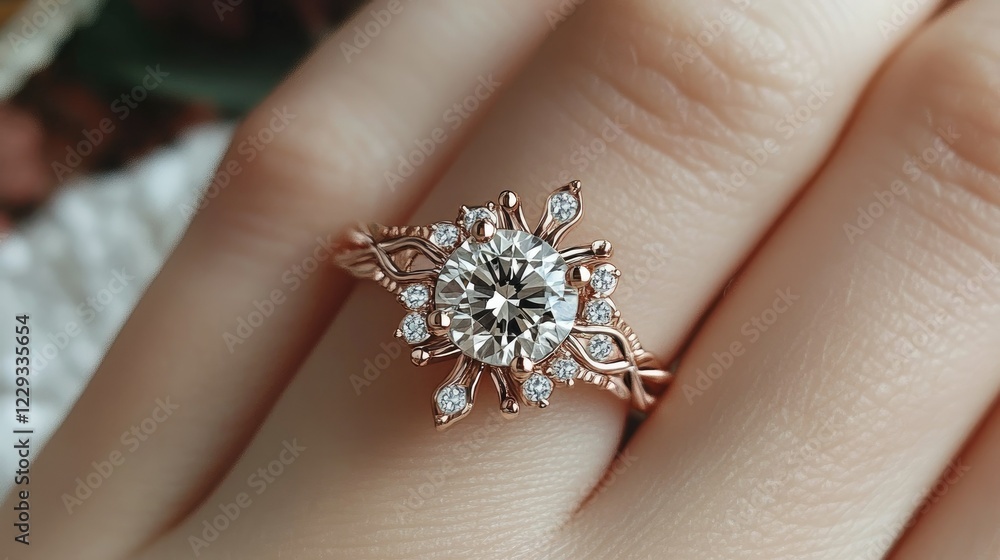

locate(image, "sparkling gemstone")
(584, 299), (613, 324)
(400, 285), (430, 309)
(588, 334), (614, 361)
(548, 192), (580, 222)
(462, 207), (497, 230)
(430, 223), (460, 248)
(522, 373), (553, 402)
(400, 312), (429, 344)
(550, 357), (579, 381)
(436, 230), (579, 366)
(590, 266), (618, 294)
(436, 385), (467, 414)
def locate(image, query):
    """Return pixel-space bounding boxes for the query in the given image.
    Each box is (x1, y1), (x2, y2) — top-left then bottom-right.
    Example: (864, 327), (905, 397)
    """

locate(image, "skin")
(4, 0), (1000, 558)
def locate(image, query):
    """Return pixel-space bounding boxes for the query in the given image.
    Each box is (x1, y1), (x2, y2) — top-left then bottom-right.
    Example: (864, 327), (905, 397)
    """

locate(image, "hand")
(7, 0), (1000, 558)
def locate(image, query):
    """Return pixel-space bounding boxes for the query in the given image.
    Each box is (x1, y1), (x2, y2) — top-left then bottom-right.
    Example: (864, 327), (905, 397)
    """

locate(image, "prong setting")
(567, 265), (591, 288)
(499, 190), (519, 210)
(427, 309), (452, 335)
(470, 219), (497, 243)
(592, 239), (613, 259)
(498, 190), (531, 231)
(460, 206), (498, 232)
(337, 181), (669, 429)
(510, 356), (535, 381)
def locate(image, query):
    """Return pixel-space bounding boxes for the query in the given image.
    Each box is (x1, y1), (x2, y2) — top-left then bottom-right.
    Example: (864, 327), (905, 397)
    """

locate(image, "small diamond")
(522, 373), (553, 402)
(588, 334), (614, 361)
(584, 299), (613, 324)
(430, 223), (460, 248)
(400, 313), (429, 344)
(548, 192), (579, 222)
(550, 357), (579, 381)
(436, 385), (467, 414)
(462, 207), (497, 230)
(590, 266), (618, 294)
(400, 285), (430, 309)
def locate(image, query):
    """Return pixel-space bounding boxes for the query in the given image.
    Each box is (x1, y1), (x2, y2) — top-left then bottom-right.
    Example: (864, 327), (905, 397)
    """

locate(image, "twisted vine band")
(335, 181), (671, 429)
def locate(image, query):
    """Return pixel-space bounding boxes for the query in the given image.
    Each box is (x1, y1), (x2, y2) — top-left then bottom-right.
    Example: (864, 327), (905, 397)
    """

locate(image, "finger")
(566, 1), (1000, 558)
(888, 399), (1000, 559)
(1, 2), (567, 558)
(140, 0), (948, 558)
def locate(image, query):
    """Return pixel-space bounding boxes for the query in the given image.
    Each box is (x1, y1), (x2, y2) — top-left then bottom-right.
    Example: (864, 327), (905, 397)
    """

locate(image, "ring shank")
(336, 220), (672, 415)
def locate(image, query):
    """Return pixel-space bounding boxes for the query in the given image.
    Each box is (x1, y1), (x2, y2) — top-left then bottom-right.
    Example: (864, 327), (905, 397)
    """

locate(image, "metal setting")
(336, 181), (672, 429)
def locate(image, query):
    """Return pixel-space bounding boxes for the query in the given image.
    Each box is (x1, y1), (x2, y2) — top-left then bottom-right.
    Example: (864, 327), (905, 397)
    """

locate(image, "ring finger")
(566, 0), (1000, 557)
(141, 0), (946, 557)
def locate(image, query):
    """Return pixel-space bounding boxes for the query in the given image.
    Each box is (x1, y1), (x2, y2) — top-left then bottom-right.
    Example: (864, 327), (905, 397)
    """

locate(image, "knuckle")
(566, 0), (837, 205)
(238, 99), (384, 205)
(214, 98), (389, 242)
(890, 30), (1000, 265)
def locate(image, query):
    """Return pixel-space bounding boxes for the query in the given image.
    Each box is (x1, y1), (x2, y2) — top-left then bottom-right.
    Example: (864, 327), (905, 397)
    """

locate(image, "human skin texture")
(4, 0), (1000, 559)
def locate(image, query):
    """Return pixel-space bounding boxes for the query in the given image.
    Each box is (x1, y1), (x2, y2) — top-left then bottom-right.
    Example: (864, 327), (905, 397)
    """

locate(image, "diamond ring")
(335, 181), (672, 429)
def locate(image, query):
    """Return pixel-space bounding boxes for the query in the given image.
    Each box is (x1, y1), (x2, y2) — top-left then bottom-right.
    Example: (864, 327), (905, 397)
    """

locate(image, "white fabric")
(0, 123), (232, 481)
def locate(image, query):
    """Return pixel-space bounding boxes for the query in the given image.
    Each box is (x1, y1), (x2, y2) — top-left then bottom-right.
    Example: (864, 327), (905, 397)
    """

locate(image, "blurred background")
(0, 0), (362, 478)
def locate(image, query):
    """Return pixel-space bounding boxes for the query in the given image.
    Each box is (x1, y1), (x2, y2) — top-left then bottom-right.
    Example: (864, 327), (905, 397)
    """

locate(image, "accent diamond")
(588, 334), (614, 361)
(462, 207), (497, 230)
(548, 192), (579, 222)
(550, 357), (579, 381)
(430, 223), (460, 248)
(435, 230), (578, 366)
(590, 265), (618, 294)
(436, 385), (467, 414)
(522, 373), (553, 402)
(400, 313), (429, 344)
(400, 285), (430, 309)
(584, 298), (613, 324)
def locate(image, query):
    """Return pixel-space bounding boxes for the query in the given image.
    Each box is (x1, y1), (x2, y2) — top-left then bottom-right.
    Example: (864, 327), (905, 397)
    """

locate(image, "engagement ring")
(336, 182), (671, 429)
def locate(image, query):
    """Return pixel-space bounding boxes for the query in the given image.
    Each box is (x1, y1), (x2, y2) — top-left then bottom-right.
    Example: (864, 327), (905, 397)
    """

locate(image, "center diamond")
(435, 230), (578, 367)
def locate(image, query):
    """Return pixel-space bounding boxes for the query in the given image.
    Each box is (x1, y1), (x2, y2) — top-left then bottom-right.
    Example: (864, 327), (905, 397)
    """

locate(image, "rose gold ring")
(335, 181), (672, 430)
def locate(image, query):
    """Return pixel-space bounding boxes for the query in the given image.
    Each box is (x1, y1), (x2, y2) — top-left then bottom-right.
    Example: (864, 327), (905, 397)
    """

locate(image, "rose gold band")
(336, 182), (671, 429)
